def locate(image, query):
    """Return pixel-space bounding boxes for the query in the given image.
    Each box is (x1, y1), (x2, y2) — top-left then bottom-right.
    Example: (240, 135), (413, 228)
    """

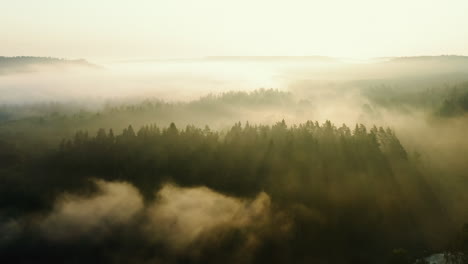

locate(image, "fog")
(40, 180), (144, 241)
(1, 180), (287, 263)
(0, 58), (348, 103)
(2, 56), (467, 107)
(38, 180), (276, 244)
(145, 184), (274, 252)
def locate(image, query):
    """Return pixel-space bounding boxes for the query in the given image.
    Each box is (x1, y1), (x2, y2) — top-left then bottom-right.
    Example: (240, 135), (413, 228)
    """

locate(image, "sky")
(2, 0), (468, 61)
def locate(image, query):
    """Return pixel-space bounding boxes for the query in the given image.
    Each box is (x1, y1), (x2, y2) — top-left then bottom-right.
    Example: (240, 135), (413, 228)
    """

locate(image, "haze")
(2, 0), (468, 60)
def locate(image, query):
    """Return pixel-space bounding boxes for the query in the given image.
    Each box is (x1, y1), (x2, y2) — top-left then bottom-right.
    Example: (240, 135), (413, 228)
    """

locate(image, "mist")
(40, 179), (144, 241)
(1, 180), (287, 263)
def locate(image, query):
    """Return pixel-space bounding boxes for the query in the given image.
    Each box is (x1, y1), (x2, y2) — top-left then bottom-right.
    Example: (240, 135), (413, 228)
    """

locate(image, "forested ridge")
(2, 85), (468, 154)
(0, 56), (95, 75)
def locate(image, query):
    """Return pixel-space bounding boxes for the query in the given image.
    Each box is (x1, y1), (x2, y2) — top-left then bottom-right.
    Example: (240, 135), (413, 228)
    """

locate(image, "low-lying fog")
(0, 58), (347, 103)
(2, 56), (468, 104)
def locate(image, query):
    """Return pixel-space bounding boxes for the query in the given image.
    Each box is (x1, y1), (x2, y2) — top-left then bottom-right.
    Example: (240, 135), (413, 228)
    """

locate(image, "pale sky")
(2, 0), (468, 60)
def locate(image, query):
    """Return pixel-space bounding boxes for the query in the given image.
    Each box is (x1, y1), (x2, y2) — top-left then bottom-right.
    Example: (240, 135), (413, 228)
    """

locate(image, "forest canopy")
(0, 118), (465, 264)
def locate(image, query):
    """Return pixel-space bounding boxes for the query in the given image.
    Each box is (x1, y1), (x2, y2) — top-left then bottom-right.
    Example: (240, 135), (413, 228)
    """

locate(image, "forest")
(1, 56), (468, 264)
(0, 91), (467, 263)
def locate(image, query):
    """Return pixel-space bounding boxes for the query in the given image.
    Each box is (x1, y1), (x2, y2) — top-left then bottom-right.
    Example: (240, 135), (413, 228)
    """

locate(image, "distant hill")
(382, 55), (468, 63)
(117, 55), (468, 64)
(0, 56), (98, 75)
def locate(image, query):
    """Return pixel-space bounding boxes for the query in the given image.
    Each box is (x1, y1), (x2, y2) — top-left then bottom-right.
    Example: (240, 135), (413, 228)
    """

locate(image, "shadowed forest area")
(0, 119), (455, 263)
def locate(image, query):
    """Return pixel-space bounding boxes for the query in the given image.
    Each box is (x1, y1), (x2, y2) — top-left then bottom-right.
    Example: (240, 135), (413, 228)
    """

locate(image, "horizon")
(4, 54), (468, 64)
